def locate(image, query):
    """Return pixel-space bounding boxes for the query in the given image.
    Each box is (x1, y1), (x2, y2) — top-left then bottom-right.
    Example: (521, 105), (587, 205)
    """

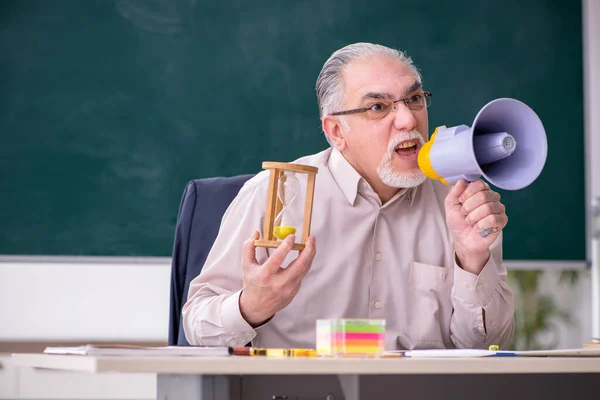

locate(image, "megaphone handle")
(479, 228), (492, 237)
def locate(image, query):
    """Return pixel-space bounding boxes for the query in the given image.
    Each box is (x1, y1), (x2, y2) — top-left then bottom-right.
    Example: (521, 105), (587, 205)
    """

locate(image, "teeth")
(397, 140), (416, 149)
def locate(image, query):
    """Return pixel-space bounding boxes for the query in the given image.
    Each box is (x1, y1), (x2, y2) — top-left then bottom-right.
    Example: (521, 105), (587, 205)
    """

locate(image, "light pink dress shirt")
(182, 148), (514, 350)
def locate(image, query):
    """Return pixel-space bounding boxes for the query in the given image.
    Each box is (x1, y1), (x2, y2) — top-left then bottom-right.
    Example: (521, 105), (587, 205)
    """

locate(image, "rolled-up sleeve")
(182, 174), (270, 347)
(450, 234), (515, 349)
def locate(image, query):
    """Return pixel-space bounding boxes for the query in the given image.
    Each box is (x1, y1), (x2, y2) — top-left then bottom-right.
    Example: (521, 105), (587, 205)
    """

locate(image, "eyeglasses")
(330, 91), (432, 120)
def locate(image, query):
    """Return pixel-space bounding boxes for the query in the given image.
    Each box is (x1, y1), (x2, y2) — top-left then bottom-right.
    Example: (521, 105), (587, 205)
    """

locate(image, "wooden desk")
(12, 353), (600, 400)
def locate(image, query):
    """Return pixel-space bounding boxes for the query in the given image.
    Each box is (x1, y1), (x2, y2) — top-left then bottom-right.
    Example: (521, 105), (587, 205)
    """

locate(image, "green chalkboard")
(1, 0), (584, 260)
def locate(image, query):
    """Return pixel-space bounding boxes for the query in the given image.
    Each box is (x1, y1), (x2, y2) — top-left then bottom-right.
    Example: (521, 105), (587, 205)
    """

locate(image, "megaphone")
(418, 98), (547, 190)
(417, 98), (547, 237)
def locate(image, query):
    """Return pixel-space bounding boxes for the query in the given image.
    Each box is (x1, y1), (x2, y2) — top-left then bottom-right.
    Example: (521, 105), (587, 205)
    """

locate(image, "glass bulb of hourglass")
(273, 172), (300, 240)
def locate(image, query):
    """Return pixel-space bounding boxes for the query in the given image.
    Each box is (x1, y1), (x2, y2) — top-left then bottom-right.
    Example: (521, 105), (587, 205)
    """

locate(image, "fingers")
(464, 200), (505, 225)
(458, 179), (489, 203)
(445, 179), (468, 206)
(457, 180), (507, 233)
(466, 200), (507, 224)
(473, 212), (508, 234)
(459, 179), (499, 211)
(262, 234), (296, 275)
(242, 231), (260, 265)
(283, 236), (317, 281)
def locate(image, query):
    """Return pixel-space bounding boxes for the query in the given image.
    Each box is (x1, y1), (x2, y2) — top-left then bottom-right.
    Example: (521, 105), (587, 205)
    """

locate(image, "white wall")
(0, 258), (592, 346)
(0, 258), (170, 341)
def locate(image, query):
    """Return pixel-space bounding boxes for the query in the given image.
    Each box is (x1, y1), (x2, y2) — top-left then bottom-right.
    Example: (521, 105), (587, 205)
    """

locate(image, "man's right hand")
(239, 231), (317, 327)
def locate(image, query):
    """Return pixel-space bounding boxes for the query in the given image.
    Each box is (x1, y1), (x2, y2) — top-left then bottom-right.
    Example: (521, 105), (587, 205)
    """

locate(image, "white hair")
(316, 43), (422, 144)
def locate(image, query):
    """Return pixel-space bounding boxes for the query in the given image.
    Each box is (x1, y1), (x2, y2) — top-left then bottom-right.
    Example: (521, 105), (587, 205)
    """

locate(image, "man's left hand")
(444, 179), (508, 273)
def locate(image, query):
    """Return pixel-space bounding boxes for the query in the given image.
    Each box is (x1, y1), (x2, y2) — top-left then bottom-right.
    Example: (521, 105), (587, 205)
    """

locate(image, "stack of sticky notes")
(316, 319), (385, 357)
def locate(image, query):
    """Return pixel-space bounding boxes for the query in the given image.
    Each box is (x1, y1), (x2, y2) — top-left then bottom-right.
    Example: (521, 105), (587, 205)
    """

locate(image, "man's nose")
(392, 103), (417, 132)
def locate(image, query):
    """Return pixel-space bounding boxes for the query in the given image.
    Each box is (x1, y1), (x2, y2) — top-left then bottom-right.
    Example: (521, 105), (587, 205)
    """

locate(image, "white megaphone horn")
(417, 98), (548, 235)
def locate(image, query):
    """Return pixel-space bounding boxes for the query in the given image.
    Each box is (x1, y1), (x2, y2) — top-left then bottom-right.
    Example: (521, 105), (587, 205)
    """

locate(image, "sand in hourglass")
(273, 171), (299, 239)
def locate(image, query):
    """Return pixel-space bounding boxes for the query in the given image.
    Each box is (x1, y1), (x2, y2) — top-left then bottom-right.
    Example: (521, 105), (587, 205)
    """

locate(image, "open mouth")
(394, 140), (420, 155)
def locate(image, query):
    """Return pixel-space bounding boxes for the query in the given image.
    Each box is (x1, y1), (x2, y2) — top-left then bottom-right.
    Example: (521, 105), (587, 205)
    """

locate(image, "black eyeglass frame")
(329, 91), (432, 117)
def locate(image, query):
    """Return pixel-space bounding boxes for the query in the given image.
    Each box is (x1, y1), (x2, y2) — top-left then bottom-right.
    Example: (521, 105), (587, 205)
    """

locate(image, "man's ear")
(322, 115), (347, 151)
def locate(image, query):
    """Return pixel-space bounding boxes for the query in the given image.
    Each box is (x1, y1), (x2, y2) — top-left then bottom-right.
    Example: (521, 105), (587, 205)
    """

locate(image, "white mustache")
(384, 131), (425, 159)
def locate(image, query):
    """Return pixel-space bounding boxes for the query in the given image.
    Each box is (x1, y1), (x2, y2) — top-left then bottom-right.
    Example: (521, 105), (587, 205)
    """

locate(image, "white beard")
(377, 131), (427, 188)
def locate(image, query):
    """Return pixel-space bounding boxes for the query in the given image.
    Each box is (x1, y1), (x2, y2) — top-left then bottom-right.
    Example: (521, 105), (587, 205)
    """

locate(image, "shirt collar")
(328, 147), (420, 207)
(408, 185), (418, 207)
(328, 148), (362, 205)
(382, 185), (418, 208)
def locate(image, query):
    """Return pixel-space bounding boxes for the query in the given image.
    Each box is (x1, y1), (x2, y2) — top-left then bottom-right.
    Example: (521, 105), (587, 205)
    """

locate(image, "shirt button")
(375, 252), (382, 261)
(374, 301), (383, 309)
(477, 283), (483, 290)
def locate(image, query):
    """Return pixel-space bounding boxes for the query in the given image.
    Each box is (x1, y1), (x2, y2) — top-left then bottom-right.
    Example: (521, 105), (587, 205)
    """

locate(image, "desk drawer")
(18, 367), (156, 399)
(0, 355), (18, 399)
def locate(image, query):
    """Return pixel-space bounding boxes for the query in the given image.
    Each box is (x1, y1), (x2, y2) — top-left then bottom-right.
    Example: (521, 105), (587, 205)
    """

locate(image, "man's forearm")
(182, 288), (257, 347)
(449, 254), (515, 349)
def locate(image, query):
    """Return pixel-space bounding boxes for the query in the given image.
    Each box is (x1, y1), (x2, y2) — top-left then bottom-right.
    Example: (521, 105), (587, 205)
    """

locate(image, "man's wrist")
(454, 248), (490, 275)
(239, 290), (270, 328)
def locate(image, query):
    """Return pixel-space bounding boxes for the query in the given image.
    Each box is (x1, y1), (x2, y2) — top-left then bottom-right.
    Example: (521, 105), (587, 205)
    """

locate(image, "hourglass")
(254, 162), (318, 251)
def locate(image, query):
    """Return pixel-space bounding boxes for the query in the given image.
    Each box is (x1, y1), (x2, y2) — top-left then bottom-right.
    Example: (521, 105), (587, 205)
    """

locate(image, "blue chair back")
(168, 174), (253, 345)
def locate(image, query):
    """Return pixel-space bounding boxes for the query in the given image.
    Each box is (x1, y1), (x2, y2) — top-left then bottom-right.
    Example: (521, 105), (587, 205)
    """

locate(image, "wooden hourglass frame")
(254, 162), (318, 251)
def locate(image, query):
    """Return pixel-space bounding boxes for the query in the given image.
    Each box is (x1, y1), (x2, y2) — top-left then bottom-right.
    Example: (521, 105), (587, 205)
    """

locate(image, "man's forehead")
(342, 57), (420, 99)
(360, 80), (422, 98)
(354, 80), (422, 102)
